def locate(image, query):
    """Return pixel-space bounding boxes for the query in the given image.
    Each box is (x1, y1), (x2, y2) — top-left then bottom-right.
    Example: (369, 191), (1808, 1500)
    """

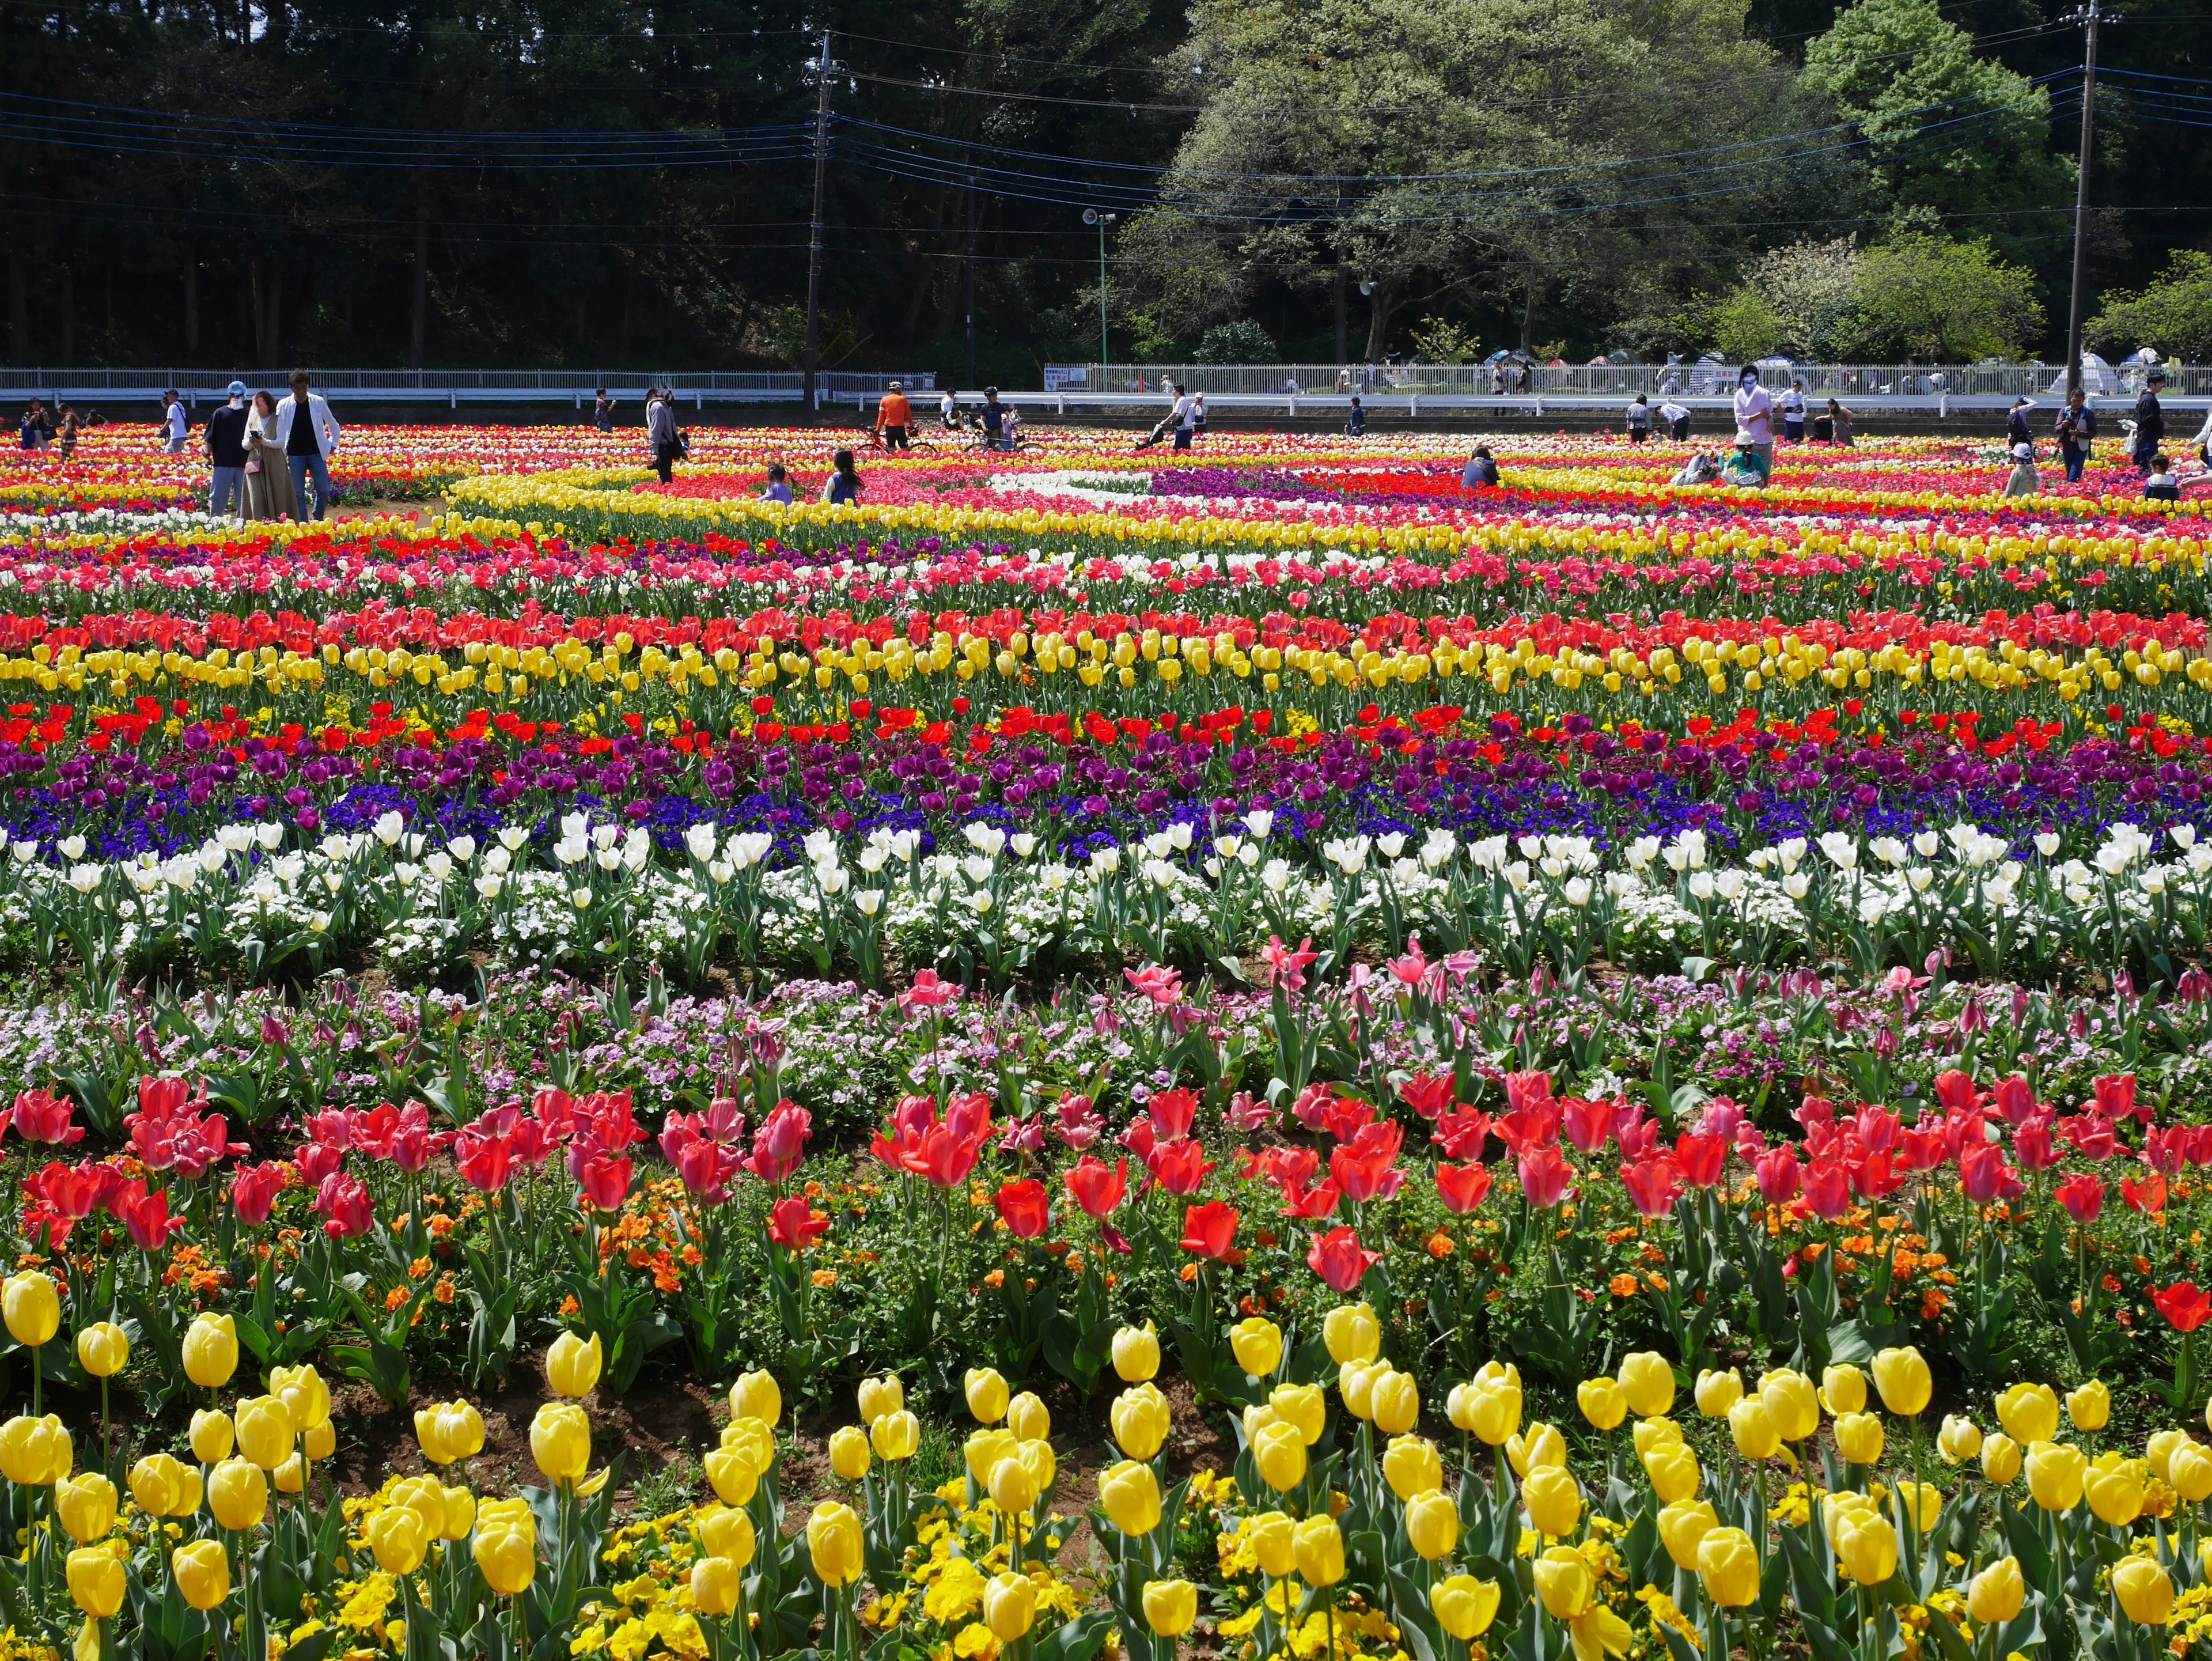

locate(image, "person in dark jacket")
(1346, 396), (1366, 437)
(2055, 391), (2097, 483)
(2134, 368), (2166, 472)
(2005, 398), (2036, 451)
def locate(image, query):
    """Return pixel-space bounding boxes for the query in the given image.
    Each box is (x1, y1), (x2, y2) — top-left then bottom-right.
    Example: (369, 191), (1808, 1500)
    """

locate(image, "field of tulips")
(10, 420), (2212, 1661)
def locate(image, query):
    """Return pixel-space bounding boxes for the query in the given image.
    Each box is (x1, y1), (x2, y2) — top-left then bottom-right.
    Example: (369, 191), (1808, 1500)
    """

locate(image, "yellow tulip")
(1869, 1348), (1932, 1417)
(806, 1501), (865, 1587)
(273, 1452), (306, 1496)
(0, 1414), (70, 1485)
(2149, 1428), (2189, 1481)
(415, 1401), (487, 1466)
(1017, 1437), (1056, 1497)
(1523, 1466), (1582, 1537)
(1431, 1575), (1501, 1640)
(1252, 1421), (1308, 1493)
(988, 1455), (1040, 1518)
(1577, 1378), (1627, 1431)
(704, 1446), (760, 1508)
(699, 1506), (757, 1568)
(1382, 1435), (1442, 1500)
(1, 1273), (59, 1348)
(2113, 1557), (2175, 1625)
(1695, 1368), (1744, 1417)
(1696, 1526), (1759, 1607)
(1937, 1415), (1983, 1465)
(692, 1556), (742, 1618)
(1248, 1510), (1296, 1579)
(390, 1477), (447, 1543)
(830, 1426), (872, 1481)
(721, 1416), (775, 1473)
(1099, 1460), (1162, 1535)
(529, 1402), (592, 1486)
(1533, 1546), (1594, 1619)
(270, 1365), (330, 1434)
(1894, 1481), (1942, 1533)
(871, 1410), (920, 1463)
(365, 1504), (429, 1575)
(1406, 1490), (1459, 1560)
(1007, 1391), (1051, 1444)
(984, 1572), (1037, 1641)
(1834, 1412), (1885, 1466)
(189, 1410), (234, 1466)
(1293, 1516), (1344, 1586)
(1111, 1324), (1160, 1382)
(233, 1396), (292, 1471)
(1271, 1383), (1325, 1446)
(544, 1331), (603, 1398)
(1632, 1418), (1684, 1459)
(207, 1459), (267, 1532)
(1111, 1383), (1172, 1460)
(52, 1473), (116, 1544)
(1464, 1381), (1520, 1446)
(1728, 1398), (1780, 1460)
(1229, 1316), (1285, 1378)
(1758, 1369), (1819, 1441)
(1995, 1383), (2059, 1445)
(172, 1539), (230, 1611)
(2171, 1442), (2212, 1504)
(304, 1420), (335, 1462)
(1643, 1443), (1701, 1504)
(1370, 1368), (1421, 1436)
(1618, 1352), (1674, 1418)
(1982, 1433), (2022, 1485)
(66, 1546), (125, 1618)
(474, 1503), (539, 1596)
(1323, 1302), (1380, 1364)
(964, 1367), (1010, 1425)
(2025, 1440), (2087, 1512)
(1338, 1360), (1378, 1422)
(1508, 1422), (1566, 1477)
(1819, 1364), (1866, 1417)
(1968, 1557), (2025, 1625)
(1658, 1499), (1718, 1571)
(724, 1370), (778, 1428)
(1142, 1578), (1198, 1636)
(180, 1313), (238, 1390)
(128, 1453), (199, 1518)
(2084, 1451), (2145, 1527)
(438, 1485), (475, 1542)
(1833, 1507), (1898, 1586)
(2066, 1380), (2110, 1433)
(857, 1374), (904, 1425)
(74, 1323), (127, 1380)
(964, 1428), (1018, 1485)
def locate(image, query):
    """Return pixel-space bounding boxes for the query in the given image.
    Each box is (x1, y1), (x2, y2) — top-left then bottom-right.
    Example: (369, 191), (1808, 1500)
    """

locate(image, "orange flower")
(984, 1269), (1005, 1289)
(385, 1286), (409, 1312)
(812, 1269), (838, 1288)
(1609, 1273), (1639, 1297)
(1425, 1232), (1454, 1259)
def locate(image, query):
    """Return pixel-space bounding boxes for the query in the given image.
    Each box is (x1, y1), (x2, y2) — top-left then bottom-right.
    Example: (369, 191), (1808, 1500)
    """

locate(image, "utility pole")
(803, 29), (840, 417)
(2063, 0), (2100, 401)
(965, 169), (978, 389)
(1083, 209), (1116, 374)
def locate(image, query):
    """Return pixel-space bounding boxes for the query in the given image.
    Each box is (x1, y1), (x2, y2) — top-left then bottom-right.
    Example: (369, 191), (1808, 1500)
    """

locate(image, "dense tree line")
(2, 0), (2209, 372)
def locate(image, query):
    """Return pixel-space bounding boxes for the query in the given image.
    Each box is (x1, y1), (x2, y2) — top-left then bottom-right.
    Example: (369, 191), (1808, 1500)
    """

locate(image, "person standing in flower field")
(2133, 365), (2166, 473)
(647, 386), (681, 483)
(2056, 390), (2097, 483)
(161, 388), (188, 455)
(203, 380), (251, 520)
(593, 388), (617, 431)
(1732, 365), (1773, 482)
(875, 381), (913, 452)
(276, 370), (341, 520)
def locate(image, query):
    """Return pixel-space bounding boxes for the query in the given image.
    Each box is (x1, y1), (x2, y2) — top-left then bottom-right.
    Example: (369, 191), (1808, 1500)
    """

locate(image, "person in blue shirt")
(825, 450), (862, 505)
(762, 463), (794, 504)
(1461, 445), (1499, 488)
(1346, 396), (1365, 436)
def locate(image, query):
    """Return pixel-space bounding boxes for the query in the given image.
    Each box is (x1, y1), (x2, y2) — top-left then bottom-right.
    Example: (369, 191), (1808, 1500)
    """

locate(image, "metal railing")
(1047, 361), (2207, 400)
(0, 368), (935, 409)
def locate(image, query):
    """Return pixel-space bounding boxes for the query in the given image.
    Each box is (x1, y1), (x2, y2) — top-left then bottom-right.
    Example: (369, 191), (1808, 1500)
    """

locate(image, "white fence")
(0, 368), (934, 411)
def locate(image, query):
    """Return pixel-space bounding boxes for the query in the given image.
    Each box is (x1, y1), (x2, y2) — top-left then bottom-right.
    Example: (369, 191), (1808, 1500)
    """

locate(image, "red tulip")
(456, 1130), (516, 1193)
(295, 1142), (344, 1186)
(1434, 1161), (1493, 1214)
(749, 1102), (812, 1184)
(1754, 1146), (1802, 1205)
(2122, 1172), (2168, 1215)
(1306, 1225), (1381, 1293)
(2055, 1173), (2104, 1224)
(1146, 1138), (1214, 1197)
(1933, 1070), (1979, 1114)
(1560, 1096), (1616, 1155)
(1959, 1144), (2021, 1204)
(2013, 1111), (2061, 1171)
(1399, 1072), (1457, 1121)
(1279, 1181), (1343, 1220)
(1516, 1146), (1575, 1209)
(316, 1171), (373, 1239)
(1179, 1201), (1240, 1259)
(114, 1183), (187, 1250)
(1850, 1148), (1903, 1200)
(1330, 1140), (1403, 1205)
(1896, 1127), (1947, 1172)
(1504, 1070), (1553, 1114)
(1674, 1133), (1725, 1188)
(1430, 1108), (1491, 1161)
(2094, 1073), (2143, 1125)
(2156, 1281), (2211, 1333)
(676, 1137), (739, 1201)
(230, 1163), (289, 1225)
(920, 1126), (984, 1190)
(899, 968), (958, 1010)
(304, 1108), (357, 1151)
(1620, 1156), (1682, 1219)
(944, 1093), (993, 1144)
(1991, 1074), (2037, 1126)
(1147, 1089), (1199, 1142)
(1802, 1157), (1851, 1220)
(578, 1153), (632, 1213)
(9, 1090), (82, 1146)
(767, 1195), (831, 1251)
(994, 1178), (1051, 1239)
(1064, 1156), (1128, 1219)
(2058, 1113), (2117, 1162)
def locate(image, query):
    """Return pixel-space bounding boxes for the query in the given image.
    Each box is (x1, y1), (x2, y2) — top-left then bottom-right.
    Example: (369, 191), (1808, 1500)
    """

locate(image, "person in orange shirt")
(876, 381), (914, 451)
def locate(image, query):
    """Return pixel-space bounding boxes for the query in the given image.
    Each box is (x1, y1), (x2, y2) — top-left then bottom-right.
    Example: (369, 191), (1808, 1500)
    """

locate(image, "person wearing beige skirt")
(241, 391), (297, 523)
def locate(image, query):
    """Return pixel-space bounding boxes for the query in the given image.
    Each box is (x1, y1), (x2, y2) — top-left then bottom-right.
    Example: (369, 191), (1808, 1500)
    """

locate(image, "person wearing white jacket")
(274, 369), (342, 521)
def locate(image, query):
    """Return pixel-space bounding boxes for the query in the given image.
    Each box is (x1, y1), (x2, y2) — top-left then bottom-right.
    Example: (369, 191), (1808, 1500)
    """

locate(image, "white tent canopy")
(2044, 352), (2125, 395)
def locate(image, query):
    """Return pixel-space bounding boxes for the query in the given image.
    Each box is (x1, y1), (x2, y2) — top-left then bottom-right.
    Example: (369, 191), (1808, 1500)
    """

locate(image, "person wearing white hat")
(2003, 440), (2040, 497)
(204, 380), (252, 520)
(875, 380), (912, 451)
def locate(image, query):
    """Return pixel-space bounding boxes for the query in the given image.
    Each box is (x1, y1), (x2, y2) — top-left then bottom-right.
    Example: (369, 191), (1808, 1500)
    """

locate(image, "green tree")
(2087, 251), (2212, 362)
(1800, 0), (2073, 267)
(1713, 289), (1784, 362)
(1839, 233), (2044, 360)
(1194, 319), (1280, 363)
